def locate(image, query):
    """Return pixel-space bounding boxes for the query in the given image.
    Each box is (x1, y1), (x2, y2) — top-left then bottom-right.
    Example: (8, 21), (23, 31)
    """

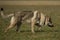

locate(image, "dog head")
(45, 16), (54, 27)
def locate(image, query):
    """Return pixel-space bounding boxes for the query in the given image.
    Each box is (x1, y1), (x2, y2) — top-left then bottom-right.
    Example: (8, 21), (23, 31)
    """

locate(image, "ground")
(0, 5), (60, 40)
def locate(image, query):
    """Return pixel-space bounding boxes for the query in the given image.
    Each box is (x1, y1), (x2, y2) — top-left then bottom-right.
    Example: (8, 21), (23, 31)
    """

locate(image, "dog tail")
(0, 8), (14, 19)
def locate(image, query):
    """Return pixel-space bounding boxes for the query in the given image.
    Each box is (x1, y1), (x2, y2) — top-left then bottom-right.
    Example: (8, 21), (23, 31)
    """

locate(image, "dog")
(0, 8), (54, 33)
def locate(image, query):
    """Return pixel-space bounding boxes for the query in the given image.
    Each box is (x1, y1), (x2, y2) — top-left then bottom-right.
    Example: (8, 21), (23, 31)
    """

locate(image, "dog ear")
(1, 8), (3, 11)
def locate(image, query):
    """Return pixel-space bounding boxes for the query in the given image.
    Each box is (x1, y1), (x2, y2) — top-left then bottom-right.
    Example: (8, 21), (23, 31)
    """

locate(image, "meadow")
(0, 5), (60, 40)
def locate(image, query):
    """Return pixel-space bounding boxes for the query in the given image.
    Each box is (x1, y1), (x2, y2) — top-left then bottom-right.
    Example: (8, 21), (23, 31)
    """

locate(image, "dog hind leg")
(16, 21), (22, 32)
(5, 16), (16, 32)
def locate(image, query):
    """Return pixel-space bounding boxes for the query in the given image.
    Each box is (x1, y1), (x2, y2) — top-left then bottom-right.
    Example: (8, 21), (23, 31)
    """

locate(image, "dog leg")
(16, 21), (22, 32)
(31, 10), (38, 33)
(5, 16), (16, 32)
(31, 18), (36, 33)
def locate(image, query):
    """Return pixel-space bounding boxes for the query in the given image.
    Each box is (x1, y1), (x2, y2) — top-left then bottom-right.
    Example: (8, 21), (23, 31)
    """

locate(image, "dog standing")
(0, 8), (54, 33)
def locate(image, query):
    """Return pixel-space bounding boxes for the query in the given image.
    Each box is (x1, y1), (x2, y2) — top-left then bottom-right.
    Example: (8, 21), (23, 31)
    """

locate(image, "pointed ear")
(1, 8), (3, 11)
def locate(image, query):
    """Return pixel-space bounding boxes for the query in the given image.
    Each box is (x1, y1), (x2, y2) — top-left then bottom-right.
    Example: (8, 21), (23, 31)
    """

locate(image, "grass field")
(0, 5), (60, 40)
